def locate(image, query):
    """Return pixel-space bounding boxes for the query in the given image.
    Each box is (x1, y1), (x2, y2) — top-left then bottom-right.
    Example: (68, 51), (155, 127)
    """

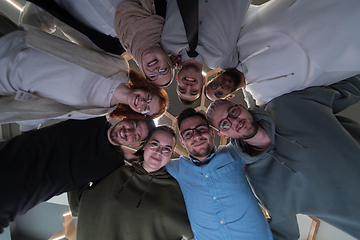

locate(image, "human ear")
(218, 132), (229, 139)
(225, 93), (235, 100)
(179, 137), (186, 148)
(202, 76), (206, 85)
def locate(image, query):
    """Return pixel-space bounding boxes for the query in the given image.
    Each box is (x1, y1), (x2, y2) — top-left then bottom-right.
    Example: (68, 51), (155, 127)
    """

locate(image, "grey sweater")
(230, 76), (360, 240)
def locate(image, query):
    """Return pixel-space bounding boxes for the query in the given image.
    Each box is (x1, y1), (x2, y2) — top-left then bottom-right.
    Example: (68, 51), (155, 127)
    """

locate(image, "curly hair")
(110, 70), (169, 120)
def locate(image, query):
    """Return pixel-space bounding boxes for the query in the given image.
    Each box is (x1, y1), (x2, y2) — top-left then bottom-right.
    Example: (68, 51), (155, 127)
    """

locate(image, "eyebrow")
(182, 123), (208, 132)
(151, 139), (173, 148)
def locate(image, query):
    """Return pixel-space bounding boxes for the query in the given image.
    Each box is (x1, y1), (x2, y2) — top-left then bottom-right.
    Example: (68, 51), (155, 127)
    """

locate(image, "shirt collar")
(189, 148), (217, 166)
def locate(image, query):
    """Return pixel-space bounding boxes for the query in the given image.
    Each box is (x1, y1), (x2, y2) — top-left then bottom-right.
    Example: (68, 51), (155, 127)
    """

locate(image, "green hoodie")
(230, 76), (360, 240)
(68, 162), (194, 240)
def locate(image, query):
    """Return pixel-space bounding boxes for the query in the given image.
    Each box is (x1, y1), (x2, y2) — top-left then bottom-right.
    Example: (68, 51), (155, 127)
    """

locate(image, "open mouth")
(118, 126), (127, 141)
(134, 95), (140, 107)
(147, 59), (157, 67)
(236, 120), (245, 132)
(223, 79), (232, 89)
(184, 77), (196, 82)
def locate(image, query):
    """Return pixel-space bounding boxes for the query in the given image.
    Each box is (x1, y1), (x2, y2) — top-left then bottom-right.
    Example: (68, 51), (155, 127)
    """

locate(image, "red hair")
(110, 70), (168, 120)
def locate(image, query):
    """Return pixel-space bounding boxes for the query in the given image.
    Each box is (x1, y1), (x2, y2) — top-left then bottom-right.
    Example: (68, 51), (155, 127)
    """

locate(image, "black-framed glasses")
(181, 124), (210, 140)
(148, 141), (172, 156)
(219, 105), (241, 131)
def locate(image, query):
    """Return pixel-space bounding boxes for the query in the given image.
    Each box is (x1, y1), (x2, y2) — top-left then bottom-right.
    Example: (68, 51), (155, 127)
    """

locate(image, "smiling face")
(128, 89), (160, 116)
(177, 64), (205, 103)
(179, 116), (214, 161)
(107, 119), (149, 146)
(209, 101), (258, 140)
(142, 130), (175, 173)
(141, 49), (172, 87)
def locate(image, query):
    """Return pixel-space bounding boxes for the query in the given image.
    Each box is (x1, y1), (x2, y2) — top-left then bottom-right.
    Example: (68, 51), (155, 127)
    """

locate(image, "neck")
(182, 59), (203, 70)
(244, 125), (271, 151)
(190, 148), (214, 162)
(110, 83), (132, 106)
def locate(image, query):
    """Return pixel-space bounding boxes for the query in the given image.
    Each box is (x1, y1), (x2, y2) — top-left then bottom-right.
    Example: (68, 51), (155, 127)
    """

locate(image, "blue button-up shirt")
(166, 144), (272, 240)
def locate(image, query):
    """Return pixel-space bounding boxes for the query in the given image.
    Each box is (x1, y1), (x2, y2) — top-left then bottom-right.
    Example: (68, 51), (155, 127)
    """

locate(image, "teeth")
(135, 96), (139, 106)
(148, 59), (157, 67)
(120, 129), (125, 139)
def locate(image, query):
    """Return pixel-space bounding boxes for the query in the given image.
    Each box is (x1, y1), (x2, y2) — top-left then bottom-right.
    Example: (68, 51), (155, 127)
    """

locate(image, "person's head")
(205, 68), (244, 101)
(176, 60), (206, 105)
(177, 108), (214, 161)
(134, 125), (176, 173)
(107, 118), (156, 146)
(206, 99), (258, 140)
(141, 47), (175, 87)
(110, 70), (169, 120)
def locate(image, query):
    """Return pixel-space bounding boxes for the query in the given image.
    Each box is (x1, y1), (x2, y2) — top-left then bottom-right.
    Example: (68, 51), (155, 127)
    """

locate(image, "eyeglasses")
(141, 93), (153, 115)
(148, 141), (172, 156)
(181, 124), (210, 140)
(211, 83), (223, 98)
(219, 105), (241, 131)
(148, 67), (169, 82)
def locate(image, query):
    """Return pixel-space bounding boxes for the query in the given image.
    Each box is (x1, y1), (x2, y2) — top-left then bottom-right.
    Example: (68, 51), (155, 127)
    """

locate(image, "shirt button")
(213, 196), (216, 200)
(68, 114), (72, 117)
(199, 21), (202, 25)
(220, 220), (224, 224)
(205, 175), (208, 178)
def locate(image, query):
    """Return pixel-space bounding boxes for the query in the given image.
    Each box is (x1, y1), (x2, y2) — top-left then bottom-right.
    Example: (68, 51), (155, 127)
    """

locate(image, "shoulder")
(165, 158), (181, 177)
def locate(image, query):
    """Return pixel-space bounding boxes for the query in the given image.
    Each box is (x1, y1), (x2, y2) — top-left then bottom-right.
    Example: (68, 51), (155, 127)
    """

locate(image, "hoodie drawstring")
(275, 133), (308, 149)
(267, 152), (296, 173)
(137, 172), (156, 208)
(118, 169), (136, 193)
(118, 166), (159, 208)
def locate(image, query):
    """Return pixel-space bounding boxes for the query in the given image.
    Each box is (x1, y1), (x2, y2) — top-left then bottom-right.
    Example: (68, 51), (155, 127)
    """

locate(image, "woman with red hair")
(110, 70), (168, 120)
(0, 14), (168, 131)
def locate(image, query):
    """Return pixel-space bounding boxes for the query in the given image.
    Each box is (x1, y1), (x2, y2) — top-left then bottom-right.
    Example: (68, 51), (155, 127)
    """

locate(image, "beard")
(189, 142), (213, 159)
(109, 125), (122, 145)
(238, 120), (259, 140)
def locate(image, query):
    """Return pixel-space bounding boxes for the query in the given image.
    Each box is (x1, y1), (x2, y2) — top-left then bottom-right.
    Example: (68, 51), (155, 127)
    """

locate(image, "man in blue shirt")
(166, 108), (272, 240)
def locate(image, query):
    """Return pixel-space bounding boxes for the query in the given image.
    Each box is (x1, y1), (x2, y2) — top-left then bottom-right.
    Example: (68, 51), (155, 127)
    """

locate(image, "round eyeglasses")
(149, 141), (172, 156)
(219, 105), (241, 131)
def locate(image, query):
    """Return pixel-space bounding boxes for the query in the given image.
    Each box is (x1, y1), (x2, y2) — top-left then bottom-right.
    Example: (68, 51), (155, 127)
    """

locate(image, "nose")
(230, 118), (239, 129)
(193, 130), (202, 140)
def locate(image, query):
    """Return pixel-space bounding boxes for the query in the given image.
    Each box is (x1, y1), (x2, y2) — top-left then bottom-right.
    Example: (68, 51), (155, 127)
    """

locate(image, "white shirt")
(236, 0), (360, 105)
(160, 0), (251, 69)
